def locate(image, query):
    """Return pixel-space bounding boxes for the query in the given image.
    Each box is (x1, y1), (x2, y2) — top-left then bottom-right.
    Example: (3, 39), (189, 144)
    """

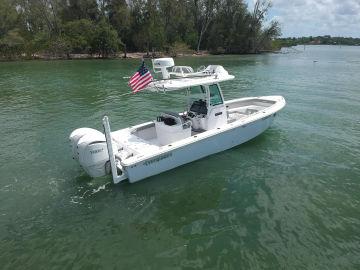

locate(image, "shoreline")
(0, 50), (294, 62)
(3, 44), (359, 62)
(0, 51), (212, 62)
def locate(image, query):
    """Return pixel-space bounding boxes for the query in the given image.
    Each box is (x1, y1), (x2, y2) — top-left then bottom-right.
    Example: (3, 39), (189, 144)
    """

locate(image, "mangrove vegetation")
(0, 0), (281, 60)
(275, 36), (360, 48)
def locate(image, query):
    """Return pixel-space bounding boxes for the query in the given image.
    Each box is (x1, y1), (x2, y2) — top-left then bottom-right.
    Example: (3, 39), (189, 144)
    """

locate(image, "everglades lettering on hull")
(143, 153), (173, 166)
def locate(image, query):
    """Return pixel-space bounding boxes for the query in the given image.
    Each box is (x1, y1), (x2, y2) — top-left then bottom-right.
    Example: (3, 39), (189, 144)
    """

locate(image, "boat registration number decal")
(143, 153), (172, 166)
(90, 148), (104, 154)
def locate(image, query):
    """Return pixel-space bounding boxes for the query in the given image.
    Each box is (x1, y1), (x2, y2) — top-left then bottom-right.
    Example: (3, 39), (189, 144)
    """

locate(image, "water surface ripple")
(0, 45), (359, 269)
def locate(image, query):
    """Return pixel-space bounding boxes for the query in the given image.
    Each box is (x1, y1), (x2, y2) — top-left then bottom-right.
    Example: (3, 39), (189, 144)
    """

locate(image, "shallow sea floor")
(0, 45), (359, 269)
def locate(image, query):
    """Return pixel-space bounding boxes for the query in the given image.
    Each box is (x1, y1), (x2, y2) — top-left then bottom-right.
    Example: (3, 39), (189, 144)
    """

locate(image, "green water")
(1, 45), (359, 269)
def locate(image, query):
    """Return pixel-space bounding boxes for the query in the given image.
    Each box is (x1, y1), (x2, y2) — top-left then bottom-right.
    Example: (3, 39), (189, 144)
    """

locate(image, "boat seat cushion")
(162, 111), (184, 124)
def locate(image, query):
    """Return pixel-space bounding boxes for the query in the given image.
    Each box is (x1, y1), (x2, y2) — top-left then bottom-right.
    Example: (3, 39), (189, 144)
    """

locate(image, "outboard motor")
(69, 128), (118, 177)
(70, 128), (103, 160)
(152, 58), (175, 79)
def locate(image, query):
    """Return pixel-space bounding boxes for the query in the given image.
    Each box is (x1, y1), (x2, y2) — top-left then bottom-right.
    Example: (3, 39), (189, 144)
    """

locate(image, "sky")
(246, 0), (360, 38)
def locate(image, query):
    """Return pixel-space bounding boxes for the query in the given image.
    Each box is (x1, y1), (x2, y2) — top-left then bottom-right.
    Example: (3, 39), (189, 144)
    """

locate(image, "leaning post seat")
(155, 112), (192, 145)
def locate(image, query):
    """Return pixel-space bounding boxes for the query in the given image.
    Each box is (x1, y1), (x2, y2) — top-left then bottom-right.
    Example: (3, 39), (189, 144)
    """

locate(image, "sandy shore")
(124, 51), (210, 59)
(0, 51), (210, 61)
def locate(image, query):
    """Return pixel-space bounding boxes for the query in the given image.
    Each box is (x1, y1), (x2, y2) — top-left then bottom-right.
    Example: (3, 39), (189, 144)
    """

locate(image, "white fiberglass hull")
(68, 59), (286, 184)
(123, 112), (276, 183)
(70, 95), (285, 184)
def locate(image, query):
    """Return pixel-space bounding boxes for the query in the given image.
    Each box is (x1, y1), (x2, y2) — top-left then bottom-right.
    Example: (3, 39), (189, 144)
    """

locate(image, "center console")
(155, 112), (192, 145)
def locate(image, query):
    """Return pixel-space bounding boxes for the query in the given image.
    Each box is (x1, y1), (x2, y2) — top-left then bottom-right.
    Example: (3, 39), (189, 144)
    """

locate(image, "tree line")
(0, 0), (280, 60)
(275, 36), (360, 48)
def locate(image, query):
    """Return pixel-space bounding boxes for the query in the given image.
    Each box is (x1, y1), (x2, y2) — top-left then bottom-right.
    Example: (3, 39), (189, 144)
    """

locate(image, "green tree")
(208, 0), (248, 53)
(91, 19), (120, 58)
(248, 0), (280, 53)
(130, 0), (165, 54)
(15, 0), (64, 57)
(0, 0), (283, 60)
(0, 0), (23, 58)
(46, 35), (71, 58)
(0, 29), (25, 58)
(26, 31), (49, 57)
(64, 19), (94, 53)
(158, 0), (197, 50)
(106, 0), (131, 57)
(258, 20), (281, 50)
(61, 0), (99, 22)
(193, 0), (219, 52)
(0, 0), (18, 36)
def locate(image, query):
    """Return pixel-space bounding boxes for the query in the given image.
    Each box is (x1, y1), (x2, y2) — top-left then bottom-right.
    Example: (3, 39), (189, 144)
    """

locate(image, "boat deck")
(111, 97), (279, 161)
(112, 128), (161, 157)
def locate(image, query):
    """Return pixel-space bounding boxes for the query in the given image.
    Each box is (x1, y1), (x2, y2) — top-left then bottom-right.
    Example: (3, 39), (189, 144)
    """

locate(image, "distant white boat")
(168, 65), (214, 78)
(69, 58), (286, 184)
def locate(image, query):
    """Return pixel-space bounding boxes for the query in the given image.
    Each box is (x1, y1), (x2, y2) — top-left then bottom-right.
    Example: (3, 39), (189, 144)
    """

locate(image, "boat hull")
(124, 113), (276, 183)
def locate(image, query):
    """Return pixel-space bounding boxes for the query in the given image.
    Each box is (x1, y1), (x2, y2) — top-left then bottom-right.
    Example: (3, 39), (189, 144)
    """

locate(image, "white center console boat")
(69, 58), (286, 184)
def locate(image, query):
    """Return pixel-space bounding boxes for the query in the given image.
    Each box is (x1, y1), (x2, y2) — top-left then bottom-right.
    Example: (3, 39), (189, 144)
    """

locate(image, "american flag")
(128, 62), (153, 93)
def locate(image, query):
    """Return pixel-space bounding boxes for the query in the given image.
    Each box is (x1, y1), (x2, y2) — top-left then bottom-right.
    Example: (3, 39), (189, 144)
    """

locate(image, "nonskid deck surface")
(111, 97), (279, 162)
(112, 127), (160, 157)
